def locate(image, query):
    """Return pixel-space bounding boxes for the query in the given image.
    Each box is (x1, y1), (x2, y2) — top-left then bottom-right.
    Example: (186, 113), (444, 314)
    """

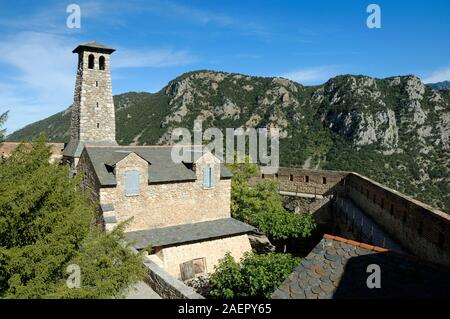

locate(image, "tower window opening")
(322, 177), (327, 184)
(289, 174), (294, 181)
(88, 54), (94, 69)
(96, 123), (100, 128)
(96, 81), (99, 87)
(99, 56), (105, 70)
(305, 176), (309, 183)
(96, 102), (99, 108)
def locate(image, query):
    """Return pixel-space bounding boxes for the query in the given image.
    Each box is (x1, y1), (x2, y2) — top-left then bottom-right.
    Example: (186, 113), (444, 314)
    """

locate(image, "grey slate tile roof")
(126, 218), (255, 249)
(72, 41), (116, 53)
(83, 146), (231, 186)
(272, 235), (450, 299)
(100, 203), (114, 212)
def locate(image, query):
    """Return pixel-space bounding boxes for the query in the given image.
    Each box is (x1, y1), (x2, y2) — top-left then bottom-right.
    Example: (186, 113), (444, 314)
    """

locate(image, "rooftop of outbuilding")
(82, 145), (232, 186)
(272, 234), (450, 299)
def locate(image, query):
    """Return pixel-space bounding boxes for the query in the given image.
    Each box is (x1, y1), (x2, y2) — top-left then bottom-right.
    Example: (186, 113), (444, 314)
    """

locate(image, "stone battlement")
(254, 167), (450, 267)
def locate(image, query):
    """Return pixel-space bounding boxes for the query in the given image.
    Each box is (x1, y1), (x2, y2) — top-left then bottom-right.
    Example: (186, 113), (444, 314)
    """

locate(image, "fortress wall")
(263, 167), (449, 267)
(345, 172), (450, 267)
(255, 167), (348, 195)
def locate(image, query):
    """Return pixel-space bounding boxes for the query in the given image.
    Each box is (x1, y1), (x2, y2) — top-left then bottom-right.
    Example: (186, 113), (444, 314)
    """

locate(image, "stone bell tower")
(63, 41), (117, 169)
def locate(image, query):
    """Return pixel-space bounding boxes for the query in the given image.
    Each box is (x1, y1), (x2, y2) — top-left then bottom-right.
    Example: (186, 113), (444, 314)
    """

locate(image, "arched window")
(88, 54), (94, 69)
(99, 56), (105, 70)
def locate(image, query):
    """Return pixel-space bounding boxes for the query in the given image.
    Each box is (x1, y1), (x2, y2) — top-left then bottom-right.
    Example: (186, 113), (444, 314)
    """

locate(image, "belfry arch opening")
(88, 54), (94, 69)
(99, 56), (105, 70)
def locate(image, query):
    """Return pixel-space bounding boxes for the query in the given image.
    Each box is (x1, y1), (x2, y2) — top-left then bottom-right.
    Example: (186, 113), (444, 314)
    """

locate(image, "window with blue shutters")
(125, 170), (140, 196)
(203, 165), (215, 188)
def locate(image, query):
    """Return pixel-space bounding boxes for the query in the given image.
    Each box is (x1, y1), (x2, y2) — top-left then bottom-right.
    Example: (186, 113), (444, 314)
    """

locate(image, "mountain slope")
(427, 81), (450, 90)
(7, 71), (450, 212)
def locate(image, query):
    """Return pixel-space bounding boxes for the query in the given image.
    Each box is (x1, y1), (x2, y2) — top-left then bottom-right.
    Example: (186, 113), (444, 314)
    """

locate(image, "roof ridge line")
(323, 234), (389, 252)
(323, 234), (450, 272)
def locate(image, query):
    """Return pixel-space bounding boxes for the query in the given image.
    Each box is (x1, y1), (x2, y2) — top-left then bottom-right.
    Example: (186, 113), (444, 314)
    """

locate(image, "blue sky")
(0, 0), (449, 134)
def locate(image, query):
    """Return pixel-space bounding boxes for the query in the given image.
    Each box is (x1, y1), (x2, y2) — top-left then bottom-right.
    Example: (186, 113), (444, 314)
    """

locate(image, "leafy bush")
(0, 136), (145, 298)
(226, 159), (316, 242)
(209, 252), (300, 299)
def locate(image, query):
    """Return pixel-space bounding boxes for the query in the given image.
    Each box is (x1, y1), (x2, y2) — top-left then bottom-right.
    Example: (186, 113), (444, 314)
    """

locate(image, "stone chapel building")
(63, 42), (254, 280)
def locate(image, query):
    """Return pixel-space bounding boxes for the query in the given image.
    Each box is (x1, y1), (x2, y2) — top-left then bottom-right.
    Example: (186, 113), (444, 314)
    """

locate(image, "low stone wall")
(256, 167), (348, 196)
(143, 256), (205, 299)
(264, 167), (449, 267)
(125, 244), (204, 299)
(346, 173), (450, 267)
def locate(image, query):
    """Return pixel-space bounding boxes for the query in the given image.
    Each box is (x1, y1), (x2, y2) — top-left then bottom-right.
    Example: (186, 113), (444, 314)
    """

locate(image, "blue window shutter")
(125, 170), (140, 195)
(210, 165), (215, 187)
(203, 167), (210, 187)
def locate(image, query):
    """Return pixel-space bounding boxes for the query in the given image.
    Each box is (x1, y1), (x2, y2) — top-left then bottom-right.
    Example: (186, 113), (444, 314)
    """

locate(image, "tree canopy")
(0, 136), (144, 298)
(209, 252), (300, 299)
(226, 159), (315, 242)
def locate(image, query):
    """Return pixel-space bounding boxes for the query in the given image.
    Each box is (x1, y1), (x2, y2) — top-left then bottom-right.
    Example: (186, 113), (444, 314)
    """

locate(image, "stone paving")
(124, 281), (162, 299)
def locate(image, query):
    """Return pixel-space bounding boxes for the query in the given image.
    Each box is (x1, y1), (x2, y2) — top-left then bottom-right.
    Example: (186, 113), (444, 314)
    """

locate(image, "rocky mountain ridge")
(7, 71), (450, 212)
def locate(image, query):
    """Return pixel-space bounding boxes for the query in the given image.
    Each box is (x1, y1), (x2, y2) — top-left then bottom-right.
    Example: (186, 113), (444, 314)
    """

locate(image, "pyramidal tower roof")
(72, 41), (115, 54)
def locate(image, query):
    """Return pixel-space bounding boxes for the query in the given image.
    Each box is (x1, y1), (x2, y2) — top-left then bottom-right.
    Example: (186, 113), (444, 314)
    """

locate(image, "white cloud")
(422, 67), (450, 83)
(0, 31), (194, 134)
(280, 66), (339, 85)
(0, 32), (76, 134)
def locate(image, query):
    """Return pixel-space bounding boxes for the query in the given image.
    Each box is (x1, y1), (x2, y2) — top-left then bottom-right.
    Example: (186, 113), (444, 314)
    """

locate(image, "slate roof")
(272, 234), (450, 299)
(83, 146), (232, 186)
(126, 218), (255, 249)
(72, 41), (116, 54)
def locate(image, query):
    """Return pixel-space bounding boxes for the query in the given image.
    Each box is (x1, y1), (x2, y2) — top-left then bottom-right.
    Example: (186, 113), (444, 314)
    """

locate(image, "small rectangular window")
(305, 176), (309, 183)
(262, 174), (265, 179)
(203, 165), (215, 188)
(96, 123), (100, 128)
(289, 174), (294, 181)
(180, 257), (206, 281)
(96, 81), (99, 87)
(322, 177), (327, 184)
(275, 173), (278, 178)
(125, 170), (140, 196)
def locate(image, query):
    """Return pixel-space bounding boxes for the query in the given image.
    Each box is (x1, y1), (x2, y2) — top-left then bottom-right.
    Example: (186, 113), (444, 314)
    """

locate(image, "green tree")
(209, 252), (300, 299)
(226, 159), (315, 249)
(0, 135), (145, 298)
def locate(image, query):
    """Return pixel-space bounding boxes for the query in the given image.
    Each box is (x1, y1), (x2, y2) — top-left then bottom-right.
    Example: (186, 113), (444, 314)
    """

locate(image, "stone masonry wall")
(345, 173), (450, 267)
(254, 167), (348, 195)
(265, 167), (449, 267)
(77, 148), (103, 226)
(158, 235), (252, 279)
(100, 152), (231, 232)
(71, 50), (116, 144)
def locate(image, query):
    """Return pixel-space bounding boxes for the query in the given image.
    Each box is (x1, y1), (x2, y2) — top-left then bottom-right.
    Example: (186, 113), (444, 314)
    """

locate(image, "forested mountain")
(8, 71), (450, 212)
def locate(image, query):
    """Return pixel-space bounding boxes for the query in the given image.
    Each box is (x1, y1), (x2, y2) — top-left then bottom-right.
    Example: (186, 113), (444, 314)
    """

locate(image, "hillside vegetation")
(8, 71), (450, 213)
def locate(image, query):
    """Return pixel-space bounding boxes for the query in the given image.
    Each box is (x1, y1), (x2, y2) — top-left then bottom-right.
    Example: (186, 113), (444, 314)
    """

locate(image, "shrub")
(209, 252), (300, 299)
